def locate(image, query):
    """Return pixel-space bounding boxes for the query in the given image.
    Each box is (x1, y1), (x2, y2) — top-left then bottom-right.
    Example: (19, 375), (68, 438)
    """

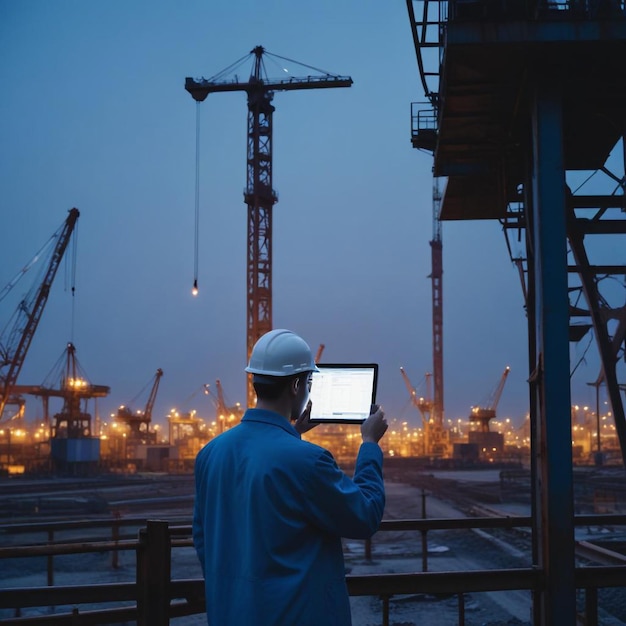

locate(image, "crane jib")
(184, 76), (353, 100)
(0, 208), (80, 419)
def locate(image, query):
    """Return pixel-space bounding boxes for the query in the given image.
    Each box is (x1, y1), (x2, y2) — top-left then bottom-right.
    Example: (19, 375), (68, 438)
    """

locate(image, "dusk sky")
(1, 1), (618, 432)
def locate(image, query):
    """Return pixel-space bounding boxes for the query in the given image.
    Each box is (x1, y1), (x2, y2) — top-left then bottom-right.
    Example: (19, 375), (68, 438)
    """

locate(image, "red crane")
(186, 46), (352, 408)
(429, 179), (444, 429)
(315, 344), (325, 364)
(0, 208), (80, 420)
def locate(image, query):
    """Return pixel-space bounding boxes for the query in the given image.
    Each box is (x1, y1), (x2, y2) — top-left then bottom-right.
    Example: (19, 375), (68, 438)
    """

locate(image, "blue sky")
(1, 0), (615, 431)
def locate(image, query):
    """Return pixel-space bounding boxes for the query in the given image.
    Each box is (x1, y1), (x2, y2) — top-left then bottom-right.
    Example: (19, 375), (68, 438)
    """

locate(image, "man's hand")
(294, 400), (319, 435)
(361, 405), (388, 444)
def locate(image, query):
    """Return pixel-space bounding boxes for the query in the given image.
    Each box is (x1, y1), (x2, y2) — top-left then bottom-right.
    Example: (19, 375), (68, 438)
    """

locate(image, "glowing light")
(192, 279), (199, 296)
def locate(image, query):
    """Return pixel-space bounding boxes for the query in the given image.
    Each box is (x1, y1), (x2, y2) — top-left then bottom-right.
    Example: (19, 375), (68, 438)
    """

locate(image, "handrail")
(2, 516), (626, 624)
(5, 511), (626, 538)
(0, 515), (187, 534)
(3, 566), (626, 625)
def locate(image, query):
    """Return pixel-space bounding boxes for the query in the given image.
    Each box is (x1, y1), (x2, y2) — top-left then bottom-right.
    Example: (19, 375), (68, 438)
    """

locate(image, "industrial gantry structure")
(407, 0), (626, 623)
(185, 46), (352, 407)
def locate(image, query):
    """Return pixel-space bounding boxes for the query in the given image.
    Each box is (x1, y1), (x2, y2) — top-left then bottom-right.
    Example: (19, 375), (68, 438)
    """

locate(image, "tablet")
(309, 363), (378, 424)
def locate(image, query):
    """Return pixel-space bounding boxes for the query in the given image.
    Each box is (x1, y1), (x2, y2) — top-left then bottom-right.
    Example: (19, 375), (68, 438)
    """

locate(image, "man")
(193, 328), (388, 625)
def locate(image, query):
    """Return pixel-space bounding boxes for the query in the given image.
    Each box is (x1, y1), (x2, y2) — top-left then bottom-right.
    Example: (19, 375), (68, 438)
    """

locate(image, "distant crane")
(204, 380), (243, 432)
(34, 342), (110, 472)
(400, 367), (449, 456)
(37, 342), (110, 440)
(185, 46), (352, 408)
(469, 366), (511, 433)
(0, 208), (80, 421)
(400, 161), (447, 455)
(315, 344), (325, 363)
(116, 368), (164, 441)
(400, 367), (433, 429)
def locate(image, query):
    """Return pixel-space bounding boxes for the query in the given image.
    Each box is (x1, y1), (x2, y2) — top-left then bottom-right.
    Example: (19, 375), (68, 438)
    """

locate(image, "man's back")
(193, 408), (385, 626)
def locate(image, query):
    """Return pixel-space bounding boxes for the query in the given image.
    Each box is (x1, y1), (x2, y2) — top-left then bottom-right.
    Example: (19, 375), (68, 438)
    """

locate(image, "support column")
(530, 79), (576, 625)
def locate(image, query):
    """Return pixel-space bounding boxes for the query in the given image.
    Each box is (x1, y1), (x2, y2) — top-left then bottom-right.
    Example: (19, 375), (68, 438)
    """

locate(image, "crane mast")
(430, 179), (444, 428)
(185, 46), (352, 408)
(0, 208), (80, 419)
(428, 180), (449, 456)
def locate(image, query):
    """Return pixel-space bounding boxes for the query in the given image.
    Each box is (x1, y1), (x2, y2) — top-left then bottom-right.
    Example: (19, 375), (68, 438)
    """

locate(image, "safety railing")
(410, 102), (438, 152)
(1, 515), (626, 625)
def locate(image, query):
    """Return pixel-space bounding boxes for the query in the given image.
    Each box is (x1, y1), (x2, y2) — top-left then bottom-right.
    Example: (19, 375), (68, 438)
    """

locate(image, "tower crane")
(185, 46), (352, 408)
(469, 366), (511, 433)
(407, 144), (447, 455)
(0, 208), (80, 420)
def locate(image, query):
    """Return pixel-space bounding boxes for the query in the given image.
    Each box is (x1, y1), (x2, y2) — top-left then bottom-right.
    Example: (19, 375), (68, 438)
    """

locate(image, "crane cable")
(70, 221), (78, 343)
(0, 232), (57, 304)
(63, 219), (79, 343)
(192, 100), (200, 296)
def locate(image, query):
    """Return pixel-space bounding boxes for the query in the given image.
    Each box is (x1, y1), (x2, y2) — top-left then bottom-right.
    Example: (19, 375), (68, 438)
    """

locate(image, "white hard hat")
(245, 329), (319, 377)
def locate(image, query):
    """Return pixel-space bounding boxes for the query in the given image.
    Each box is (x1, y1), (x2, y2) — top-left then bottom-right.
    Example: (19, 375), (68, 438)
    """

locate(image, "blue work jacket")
(193, 408), (385, 626)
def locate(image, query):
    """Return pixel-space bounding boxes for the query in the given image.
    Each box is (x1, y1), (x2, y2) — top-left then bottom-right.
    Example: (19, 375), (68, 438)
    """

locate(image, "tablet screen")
(309, 363), (378, 423)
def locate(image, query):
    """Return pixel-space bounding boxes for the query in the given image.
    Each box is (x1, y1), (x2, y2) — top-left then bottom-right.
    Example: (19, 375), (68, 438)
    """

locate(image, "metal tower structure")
(404, 174), (447, 456)
(47, 342), (110, 440)
(429, 179), (444, 434)
(15, 342), (110, 436)
(185, 46), (352, 408)
(408, 0), (626, 622)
